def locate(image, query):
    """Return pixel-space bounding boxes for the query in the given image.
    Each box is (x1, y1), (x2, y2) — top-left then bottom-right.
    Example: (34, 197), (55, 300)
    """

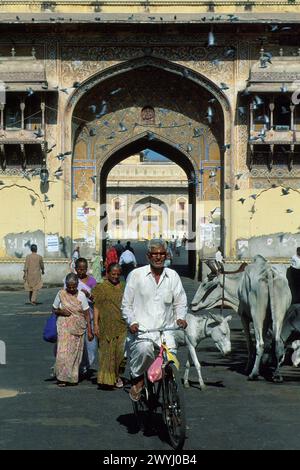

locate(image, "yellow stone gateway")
(0, 0), (299, 283)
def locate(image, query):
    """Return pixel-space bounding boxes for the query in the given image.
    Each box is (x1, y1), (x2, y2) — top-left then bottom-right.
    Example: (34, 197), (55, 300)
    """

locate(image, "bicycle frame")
(132, 327), (186, 450)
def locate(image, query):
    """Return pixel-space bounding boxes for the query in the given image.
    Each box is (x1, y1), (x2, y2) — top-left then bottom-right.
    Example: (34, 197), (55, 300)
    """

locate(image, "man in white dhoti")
(121, 239), (188, 401)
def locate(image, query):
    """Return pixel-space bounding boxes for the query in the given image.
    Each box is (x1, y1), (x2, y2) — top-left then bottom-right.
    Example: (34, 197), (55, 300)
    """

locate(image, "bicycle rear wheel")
(162, 363), (186, 450)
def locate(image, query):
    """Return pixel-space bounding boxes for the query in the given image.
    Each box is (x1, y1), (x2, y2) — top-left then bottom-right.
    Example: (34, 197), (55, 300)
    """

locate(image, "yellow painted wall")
(0, 176), (65, 258)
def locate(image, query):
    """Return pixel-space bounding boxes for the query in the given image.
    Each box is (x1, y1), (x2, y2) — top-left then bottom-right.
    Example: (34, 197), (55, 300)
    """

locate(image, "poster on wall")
(46, 235), (59, 252)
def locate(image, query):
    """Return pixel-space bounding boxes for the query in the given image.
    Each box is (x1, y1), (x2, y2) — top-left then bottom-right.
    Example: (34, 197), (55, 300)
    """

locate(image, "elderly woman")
(53, 273), (93, 387)
(93, 263), (127, 389)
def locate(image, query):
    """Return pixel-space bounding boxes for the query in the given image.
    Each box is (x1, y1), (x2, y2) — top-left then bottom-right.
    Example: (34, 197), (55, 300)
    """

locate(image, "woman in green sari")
(93, 263), (127, 389)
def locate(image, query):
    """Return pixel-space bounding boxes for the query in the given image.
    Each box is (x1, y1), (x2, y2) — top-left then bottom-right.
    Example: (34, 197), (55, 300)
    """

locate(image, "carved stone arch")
(66, 56), (231, 119)
(97, 130), (198, 178)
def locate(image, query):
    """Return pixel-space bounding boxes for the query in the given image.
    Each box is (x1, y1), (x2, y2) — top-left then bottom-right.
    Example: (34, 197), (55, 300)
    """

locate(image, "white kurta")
(121, 265), (187, 376)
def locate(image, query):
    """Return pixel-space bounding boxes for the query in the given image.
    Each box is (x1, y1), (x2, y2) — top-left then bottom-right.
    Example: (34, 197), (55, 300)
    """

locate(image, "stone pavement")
(1, 277), (300, 450)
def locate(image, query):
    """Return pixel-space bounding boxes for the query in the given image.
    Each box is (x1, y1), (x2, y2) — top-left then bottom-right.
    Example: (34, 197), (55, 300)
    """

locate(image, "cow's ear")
(225, 315), (232, 322)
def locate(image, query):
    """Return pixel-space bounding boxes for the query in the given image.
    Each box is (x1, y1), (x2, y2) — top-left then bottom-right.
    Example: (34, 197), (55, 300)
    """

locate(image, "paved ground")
(1, 277), (300, 450)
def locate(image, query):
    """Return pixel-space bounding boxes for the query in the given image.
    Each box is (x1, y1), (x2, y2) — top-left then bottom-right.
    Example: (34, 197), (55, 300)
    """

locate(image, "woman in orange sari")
(53, 273), (93, 387)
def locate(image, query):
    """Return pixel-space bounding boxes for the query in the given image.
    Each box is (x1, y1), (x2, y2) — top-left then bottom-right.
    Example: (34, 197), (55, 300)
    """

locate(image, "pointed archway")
(100, 133), (196, 276)
(68, 57), (230, 278)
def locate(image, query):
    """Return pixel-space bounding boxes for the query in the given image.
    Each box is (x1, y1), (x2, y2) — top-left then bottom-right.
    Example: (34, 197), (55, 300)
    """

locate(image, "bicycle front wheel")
(162, 363), (186, 450)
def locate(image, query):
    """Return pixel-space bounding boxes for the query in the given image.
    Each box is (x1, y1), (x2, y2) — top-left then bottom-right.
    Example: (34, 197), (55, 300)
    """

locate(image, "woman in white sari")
(74, 258), (97, 374)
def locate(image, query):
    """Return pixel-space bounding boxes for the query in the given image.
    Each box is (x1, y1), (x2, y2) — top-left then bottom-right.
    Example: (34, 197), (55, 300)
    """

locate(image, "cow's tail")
(267, 267), (275, 328)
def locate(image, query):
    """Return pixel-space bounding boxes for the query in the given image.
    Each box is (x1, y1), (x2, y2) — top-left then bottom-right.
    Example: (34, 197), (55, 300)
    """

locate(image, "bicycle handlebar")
(137, 327), (183, 334)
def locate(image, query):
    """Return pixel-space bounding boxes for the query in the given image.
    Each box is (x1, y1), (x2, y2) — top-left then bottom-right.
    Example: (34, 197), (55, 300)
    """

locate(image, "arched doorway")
(68, 58), (230, 278)
(100, 135), (196, 276)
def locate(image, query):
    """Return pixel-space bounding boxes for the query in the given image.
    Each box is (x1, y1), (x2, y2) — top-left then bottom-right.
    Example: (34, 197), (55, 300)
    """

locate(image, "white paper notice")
(47, 235), (59, 252)
(77, 207), (87, 222)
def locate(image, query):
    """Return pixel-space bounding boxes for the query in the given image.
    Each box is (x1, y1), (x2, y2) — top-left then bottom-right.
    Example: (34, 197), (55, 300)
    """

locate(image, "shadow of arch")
(99, 132), (196, 277)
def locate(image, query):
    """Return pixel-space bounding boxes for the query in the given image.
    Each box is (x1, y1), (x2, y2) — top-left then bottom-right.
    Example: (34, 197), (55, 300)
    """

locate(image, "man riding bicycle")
(121, 239), (188, 402)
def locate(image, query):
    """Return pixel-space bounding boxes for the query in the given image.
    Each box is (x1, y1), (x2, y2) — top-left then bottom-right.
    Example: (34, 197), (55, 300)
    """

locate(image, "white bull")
(238, 255), (291, 382)
(191, 255), (292, 382)
(175, 312), (232, 390)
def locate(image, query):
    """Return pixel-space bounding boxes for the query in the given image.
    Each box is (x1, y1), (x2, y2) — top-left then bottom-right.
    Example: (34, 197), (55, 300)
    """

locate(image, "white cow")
(238, 255), (291, 382)
(175, 312), (232, 390)
(191, 256), (292, 382)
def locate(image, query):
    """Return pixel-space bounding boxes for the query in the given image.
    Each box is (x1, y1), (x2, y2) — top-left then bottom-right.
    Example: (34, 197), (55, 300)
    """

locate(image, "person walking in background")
(53, 273), (93, 387)
(119, 248), (137, 281)
(125, 241), (135, 254)
(114, 240), (124, 261)
(23, 244), (44, 305)
(74, 258), (97, 376)
(175, 236), (181, 256)
(93, 264), (127, 389)
(70, 246), (80, 272)
(164, 241), (173, 268)
(182, 232), (187, 248)
(104, 242), (118, 273)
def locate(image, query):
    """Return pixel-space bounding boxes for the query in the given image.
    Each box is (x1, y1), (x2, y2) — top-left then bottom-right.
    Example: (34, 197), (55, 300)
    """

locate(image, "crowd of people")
(33, 238), (189, 393)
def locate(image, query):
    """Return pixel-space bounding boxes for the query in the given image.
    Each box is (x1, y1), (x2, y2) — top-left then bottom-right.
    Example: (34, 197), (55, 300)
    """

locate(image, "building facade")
(0, 1), (300, 282)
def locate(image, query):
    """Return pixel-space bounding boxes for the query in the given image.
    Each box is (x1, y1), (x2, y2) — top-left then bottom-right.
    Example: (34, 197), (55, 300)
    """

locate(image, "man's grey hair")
(147, 239), (167, 252)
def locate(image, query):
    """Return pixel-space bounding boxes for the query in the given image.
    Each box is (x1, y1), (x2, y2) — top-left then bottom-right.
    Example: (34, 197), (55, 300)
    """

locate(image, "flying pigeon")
(110, 88), (122, 95)
(46, 143), (56, 153)
(224, 47), (236, 58)
(89, 105), (97, 113)
(96, 100), (107, 118)
(47, 204), (55, 209)
(238, 198), (246, 204)
(193, 128), (202, 138)
(208, 30), (215, 47)
(254, 95), (263, 105)
(220, 82), (229, 90)
(30, 195), (37, 206)
(26, 87), (34, 96)
(34, 128), (44, 138)
(54, 167), (63, 179)
(281, 187), (290, 196)
(250, 194), (257, 200)
(119, 122), (127, 132)
(280, 84), (288, 93)
(224, 183), (231, 189)
(286, 209), (294, 213)
(147, 132), (155, 141)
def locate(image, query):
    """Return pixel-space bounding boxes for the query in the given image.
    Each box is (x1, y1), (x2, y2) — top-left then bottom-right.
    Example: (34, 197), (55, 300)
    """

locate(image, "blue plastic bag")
(43, 313), (57, 343)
